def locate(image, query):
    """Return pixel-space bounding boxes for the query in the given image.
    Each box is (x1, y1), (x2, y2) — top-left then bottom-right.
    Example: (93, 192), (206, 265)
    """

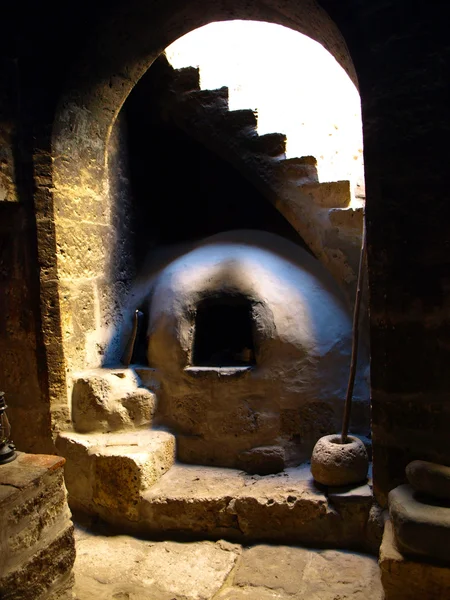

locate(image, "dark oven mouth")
(191, 294), (256, 367)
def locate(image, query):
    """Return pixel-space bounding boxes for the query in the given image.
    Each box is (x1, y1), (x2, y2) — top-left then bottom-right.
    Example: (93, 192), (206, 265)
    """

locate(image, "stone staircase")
(160, 56), (364, 302)
(56, 423), (380, 553)
(56, 365), (379, 551)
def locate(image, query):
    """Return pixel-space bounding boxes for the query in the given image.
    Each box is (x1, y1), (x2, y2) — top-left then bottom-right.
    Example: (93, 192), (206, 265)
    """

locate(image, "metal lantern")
(0, 391), (16, 464)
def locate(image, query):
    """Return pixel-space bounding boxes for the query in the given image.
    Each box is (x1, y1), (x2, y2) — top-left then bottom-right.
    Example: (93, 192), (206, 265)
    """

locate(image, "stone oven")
(145, 230), (370, 472)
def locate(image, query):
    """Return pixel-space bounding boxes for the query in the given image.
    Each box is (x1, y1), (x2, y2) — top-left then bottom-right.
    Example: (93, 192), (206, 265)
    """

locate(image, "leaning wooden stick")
(341, 218), (367, 443)
(121, 309), (141, 367)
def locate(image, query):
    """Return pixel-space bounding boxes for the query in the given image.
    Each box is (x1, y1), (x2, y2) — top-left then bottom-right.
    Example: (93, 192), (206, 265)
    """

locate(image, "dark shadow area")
(124, 55), (309, 269)
(192, 295), (255, 366)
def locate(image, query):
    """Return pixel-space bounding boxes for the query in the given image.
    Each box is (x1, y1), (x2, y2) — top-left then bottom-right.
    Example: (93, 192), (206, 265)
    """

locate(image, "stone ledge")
(0, 453), (65, 492)
(140, 463), (378, 550)
(57, 429), (379, 551)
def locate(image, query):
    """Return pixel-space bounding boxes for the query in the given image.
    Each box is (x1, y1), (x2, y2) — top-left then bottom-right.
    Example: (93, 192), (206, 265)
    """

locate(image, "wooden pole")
(121, 310), (141, 367)
(341, 218), (367, 443)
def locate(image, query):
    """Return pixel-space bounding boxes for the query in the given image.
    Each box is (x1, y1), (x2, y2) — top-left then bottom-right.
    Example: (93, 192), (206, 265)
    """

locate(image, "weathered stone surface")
(92, 443), (171, 519)
(300, 180), (351, 208)
(71, 368), (156, 433)
(73, 522), (383, 600)
(299, 548), (383, 599)
(55, 433), (95, 506)
(1, 527), (76, 600)
(380, 520), (450, 600)
(329, 206), (364, 232)
(406, 460), (450, 501)
(74, 533), (239, 600)
(56, 429), (175, 519)
(216, 588), (290, 599)
(233, 545), (310, 594)
(237, 445), (285, 475)
(276, 156), (318, 185)
(388, 484), (450, 563)
(311, 434), (369, 486)
(0, 453), (75, 600)
(365, 503), (387, 554)
(140, 463), (376, 549)
(244, 132), (287, 157)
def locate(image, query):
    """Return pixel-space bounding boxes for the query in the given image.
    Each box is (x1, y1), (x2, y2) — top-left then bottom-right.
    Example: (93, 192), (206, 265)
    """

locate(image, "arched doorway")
(41, 0), (378, 496)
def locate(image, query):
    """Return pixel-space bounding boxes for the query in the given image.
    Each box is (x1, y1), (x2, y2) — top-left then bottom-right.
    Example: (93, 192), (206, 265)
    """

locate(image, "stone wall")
(52, 112), (135, 409)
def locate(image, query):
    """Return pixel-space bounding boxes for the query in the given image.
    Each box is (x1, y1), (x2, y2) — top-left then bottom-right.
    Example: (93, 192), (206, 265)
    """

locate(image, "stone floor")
(72, 516), (384, 600)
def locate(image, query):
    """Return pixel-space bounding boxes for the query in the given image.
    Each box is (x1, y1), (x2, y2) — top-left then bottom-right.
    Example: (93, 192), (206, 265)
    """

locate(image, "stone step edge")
(329, 206), (364, 230)
(55, 430), (177, 519)
(295, 180), (351, 209)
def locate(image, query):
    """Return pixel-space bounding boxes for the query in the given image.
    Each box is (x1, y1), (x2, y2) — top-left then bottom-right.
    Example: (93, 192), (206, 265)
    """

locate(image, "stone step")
(173, 66), (200, 93)
(139, 463), (377, 550)
(223, 108), (258, 132)
(329, 206), (364, 231)
(299, 180), (351, 208)
(181, 107), (257, 136)
(242, 132), (287, 157)
(56, 429), (176, 521)
(179, 86), (229, 112)
(276, 156), (319, 184)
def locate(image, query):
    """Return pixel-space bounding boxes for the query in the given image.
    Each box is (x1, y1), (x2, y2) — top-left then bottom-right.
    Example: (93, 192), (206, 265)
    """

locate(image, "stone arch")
(45, 0), (360, 422)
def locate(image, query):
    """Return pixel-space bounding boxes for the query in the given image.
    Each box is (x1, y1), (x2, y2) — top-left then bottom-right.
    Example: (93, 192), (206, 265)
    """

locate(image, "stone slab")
(141, 463), (375, 550)
(233, 545), (310, 594)
(379, 520), (450, 600)
(72, 521), (382, 600)
(299, 548), (383, 599)
(74, 532), (239, 600)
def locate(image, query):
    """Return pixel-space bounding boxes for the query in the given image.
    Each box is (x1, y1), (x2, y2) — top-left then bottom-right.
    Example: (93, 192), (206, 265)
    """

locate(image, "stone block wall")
(0, 453), (76, 600)
(50, 112), (135, 410)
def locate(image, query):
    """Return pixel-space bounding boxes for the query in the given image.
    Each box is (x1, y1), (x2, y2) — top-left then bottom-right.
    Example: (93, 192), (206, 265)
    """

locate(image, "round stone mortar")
(310, 434), (368, 487)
